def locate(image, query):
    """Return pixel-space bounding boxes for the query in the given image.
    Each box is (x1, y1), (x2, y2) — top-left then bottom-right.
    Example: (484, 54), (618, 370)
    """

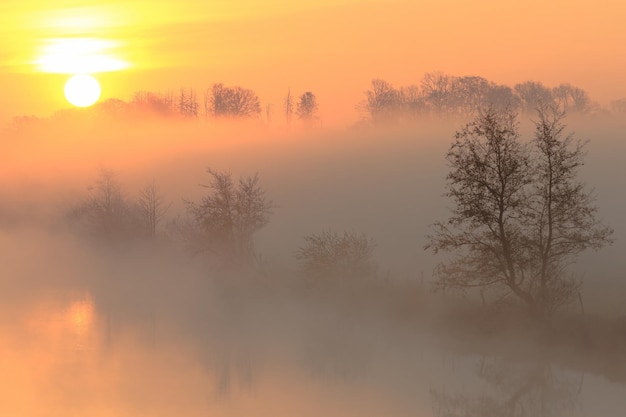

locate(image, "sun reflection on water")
(65, 295), (96, 350)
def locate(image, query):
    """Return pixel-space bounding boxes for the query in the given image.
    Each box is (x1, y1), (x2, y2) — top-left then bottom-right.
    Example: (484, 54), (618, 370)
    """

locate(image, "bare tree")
(295, 91), (319, 126)
(295, 231), (377, 282)
(185, 169), (273, 266)
(136, 181), (170, 239)
(426, 107), (612, 321)
(265, 103), (272, 124)
(514, 81), (554, 114)
(421, 71), (454, 115)
(208, 83), (261, 118)
(131, 91), (176, 117)
(284, 88), (294, 126)
(527, 105), (613, 316)
(177, 88), (199, 118)
(610, 97), (626, 115)
(70, 168), (135, 241)
(361, 79), (403, 123)
(552, 84), (591, 114)
(399, 84), (425, 120)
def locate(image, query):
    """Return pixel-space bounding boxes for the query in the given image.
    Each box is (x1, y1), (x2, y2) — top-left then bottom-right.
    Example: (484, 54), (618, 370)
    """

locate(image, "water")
(2, 289), (625, 416)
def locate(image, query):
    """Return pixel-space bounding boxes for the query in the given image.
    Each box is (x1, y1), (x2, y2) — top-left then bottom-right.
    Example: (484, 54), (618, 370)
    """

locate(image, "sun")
(64, 74), (101, 107)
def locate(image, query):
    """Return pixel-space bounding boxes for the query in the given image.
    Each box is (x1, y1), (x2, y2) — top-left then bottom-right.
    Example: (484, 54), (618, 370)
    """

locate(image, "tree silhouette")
(611, 97), (626, 115)
(295, 91), (319, 125)
(426, 106), (612, 320)
(362, 79), (403, 123)
(185, 169), (273, 267)
(136, 181), (170, 239)
(208, 83), (261, 118)
(70, 168), (137, 241)
(551, 84), (592, 114)
(178, 88), (199, 118)
(284, 88), (294, 126)
(295, 231), (377, 282)
(514, 81), (555, 114)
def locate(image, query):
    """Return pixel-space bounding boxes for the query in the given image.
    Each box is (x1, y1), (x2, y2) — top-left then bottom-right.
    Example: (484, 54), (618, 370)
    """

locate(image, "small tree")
(295, 231), (377, 282)
(209, 83), (261, 118)
(178, 88), (199, 118)
(136, 181), (170, 239)
(284, 88), (294, 126)
(185, 169), (273, 266)
(295, 91), (319, 125)
(426, 107), (612, 320)
(70, 168), (136, 241)
(362, 79), (403, 123)
(514, 81), (555, 114)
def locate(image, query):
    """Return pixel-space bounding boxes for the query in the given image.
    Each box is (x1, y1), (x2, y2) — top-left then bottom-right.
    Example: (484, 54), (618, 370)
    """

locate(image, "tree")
(421, 71), (454, 115)
(131, 91), (176, 117)
(426, 107), (612, 320)
(178, 88), (199, 118)
(136, 181), (170, 239)
(185, 169), (273, 266)
(610, 97), (626, 115)
(552, 84), (591, 114)
(526, 105), (613, 316)
(362, 79), (403, 123)
(399, 84), (426, 120)
(295, 91), (319, 125)
(295, 231), (377, 282)
(284, 88), (294, 126)
(514, 81), (554, 114)
(208, 83), (261, 118)
(70, 168), (136, 241)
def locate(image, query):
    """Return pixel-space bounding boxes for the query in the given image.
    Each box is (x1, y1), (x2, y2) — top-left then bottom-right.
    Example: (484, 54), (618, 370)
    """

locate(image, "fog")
(1, 113), (626, 416)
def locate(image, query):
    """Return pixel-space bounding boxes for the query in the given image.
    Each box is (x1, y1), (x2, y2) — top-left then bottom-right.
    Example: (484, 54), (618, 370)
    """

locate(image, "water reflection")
(65, 294), (96, 350)
(2, 282), (625, 416)
(431, 355), (580, 417)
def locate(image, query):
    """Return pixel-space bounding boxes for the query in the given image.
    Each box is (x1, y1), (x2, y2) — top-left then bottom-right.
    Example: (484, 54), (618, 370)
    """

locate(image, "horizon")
(2, 0), (626, 126)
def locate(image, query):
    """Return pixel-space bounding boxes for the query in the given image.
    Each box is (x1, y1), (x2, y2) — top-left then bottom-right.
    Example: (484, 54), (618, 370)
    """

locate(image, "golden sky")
(1, 0), (625, 126)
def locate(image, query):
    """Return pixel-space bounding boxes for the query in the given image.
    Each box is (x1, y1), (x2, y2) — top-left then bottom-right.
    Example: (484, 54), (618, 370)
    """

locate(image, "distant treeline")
(6, 72), (626, 131)
(359, 72), (617, 123)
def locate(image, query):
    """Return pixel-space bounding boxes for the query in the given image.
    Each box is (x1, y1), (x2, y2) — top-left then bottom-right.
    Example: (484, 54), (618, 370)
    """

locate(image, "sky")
(1, 0), (625, 126)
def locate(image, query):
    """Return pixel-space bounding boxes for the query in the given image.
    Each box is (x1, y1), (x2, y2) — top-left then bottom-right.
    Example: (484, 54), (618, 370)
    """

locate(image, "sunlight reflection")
(66, 297), (95, 336)
(63, 294), (97, 352)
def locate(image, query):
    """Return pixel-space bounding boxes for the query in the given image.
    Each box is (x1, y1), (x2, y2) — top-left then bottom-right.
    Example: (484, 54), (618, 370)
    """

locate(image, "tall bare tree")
(426, 107), (612, 320)
(527, 105), (613, 316)
(284, 88), (294, 126)
(137, 181), (170, 239)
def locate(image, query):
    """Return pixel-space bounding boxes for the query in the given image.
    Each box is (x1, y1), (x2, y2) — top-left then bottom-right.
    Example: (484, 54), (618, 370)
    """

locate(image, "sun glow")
(64, 74), (101, 107)
(36, 38), (129, 74)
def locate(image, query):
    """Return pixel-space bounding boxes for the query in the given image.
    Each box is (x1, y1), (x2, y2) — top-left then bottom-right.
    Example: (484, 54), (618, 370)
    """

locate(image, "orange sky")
(1, 0), (625, 126)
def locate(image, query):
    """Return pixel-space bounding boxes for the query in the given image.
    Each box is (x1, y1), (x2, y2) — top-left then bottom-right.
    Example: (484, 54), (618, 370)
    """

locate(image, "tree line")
(7, 72), (626, 133)
(359, 72), (606, 124)
(106, 85), (319, 125)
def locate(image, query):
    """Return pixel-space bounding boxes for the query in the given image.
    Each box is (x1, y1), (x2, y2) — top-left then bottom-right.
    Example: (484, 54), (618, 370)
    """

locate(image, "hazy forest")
(2, 72), (626, 416)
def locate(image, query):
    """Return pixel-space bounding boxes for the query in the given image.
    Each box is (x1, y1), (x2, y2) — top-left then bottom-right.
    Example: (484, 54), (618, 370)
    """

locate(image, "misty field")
(1, 113), (626, 416)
